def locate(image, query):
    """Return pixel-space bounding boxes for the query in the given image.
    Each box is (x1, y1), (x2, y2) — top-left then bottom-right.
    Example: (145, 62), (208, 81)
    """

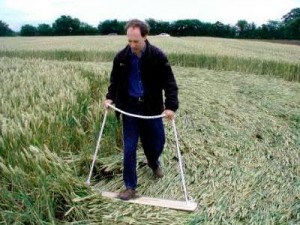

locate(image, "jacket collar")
(121, 39), (151, 62)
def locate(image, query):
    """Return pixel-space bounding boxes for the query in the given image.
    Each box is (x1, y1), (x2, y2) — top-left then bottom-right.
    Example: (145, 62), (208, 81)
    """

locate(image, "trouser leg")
(140, 118), (165, 170)
(122, 115), (139, 189)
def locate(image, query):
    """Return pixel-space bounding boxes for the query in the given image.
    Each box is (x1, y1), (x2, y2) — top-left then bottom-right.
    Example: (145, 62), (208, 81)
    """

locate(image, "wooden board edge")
(101, 191), (198, 211)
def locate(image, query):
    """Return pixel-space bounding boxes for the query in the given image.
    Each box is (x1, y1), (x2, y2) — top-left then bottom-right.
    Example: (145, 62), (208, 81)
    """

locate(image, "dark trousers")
(122, 99), (165, 190)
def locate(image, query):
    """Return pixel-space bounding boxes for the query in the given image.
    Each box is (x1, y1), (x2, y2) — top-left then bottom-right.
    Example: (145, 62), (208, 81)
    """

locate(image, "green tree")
(210, 21), (235, 38)
(200, 22), (214, 36)
(78, 22), (98, 35)
(282, 8), (300, 23)
(285, 17), (300, 39)
(171, 19), (203, 36)
(236, 20), (250, 38)
(20, 24), (37, 36)
(282, 8), (300, 39)
(37, 24), (53, 36)
(0, 20), (14, 36)
(259, 20), (284, 39)
(98, 19), (125, 35)
(146, 19), (171, 35)
(52, 15), (81, 35)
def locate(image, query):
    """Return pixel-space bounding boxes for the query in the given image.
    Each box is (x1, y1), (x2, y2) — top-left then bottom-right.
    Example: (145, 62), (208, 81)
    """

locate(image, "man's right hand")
(104, 99), (113, 109)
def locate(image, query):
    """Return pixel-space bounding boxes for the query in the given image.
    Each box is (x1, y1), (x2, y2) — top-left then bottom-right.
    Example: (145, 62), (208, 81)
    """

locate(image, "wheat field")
(0, 36), (300, 224)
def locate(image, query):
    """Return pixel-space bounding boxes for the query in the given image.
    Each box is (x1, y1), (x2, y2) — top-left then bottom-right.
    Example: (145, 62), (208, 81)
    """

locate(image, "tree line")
(0, 8), (299, 39)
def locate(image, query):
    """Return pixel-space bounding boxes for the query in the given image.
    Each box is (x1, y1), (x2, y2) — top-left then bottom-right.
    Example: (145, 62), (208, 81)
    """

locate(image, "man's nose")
(129, 43), (136, 48)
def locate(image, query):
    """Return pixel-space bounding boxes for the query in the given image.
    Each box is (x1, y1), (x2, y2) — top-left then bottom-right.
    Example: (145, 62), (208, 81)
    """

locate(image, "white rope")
(86, 103), (190, 203)
(107, 103), (165, 119)
(172, 119), (189, 202)
(85, 109), (108, 185)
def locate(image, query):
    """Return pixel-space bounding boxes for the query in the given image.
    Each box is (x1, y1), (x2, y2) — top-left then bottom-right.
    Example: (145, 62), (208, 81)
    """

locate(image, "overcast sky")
(1, 0), (300, 31)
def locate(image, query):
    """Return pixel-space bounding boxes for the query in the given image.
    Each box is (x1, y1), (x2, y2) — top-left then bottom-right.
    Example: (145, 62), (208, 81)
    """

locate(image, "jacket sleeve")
(106, 56), (119, 102)
(160, 53), (179, 112)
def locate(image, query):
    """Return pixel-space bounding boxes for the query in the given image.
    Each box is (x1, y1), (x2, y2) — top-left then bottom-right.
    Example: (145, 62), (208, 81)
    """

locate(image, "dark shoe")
(118, 188), (137, 200)
(153, 166), (164, 178)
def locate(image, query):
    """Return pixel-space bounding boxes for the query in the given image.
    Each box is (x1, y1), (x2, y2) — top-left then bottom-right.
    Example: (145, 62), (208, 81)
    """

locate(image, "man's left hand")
(163, 109), (175, 121)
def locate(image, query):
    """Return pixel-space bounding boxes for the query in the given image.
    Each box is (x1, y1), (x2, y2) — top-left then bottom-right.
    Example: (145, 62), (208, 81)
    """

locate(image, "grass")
(1, 36), (300, 64)
(0, 58), (118, 224)
(0, 50), (299, 82)
(1, 36), (300, 82)
(0, 37), (300, 224)
(95, 67), (300, 224)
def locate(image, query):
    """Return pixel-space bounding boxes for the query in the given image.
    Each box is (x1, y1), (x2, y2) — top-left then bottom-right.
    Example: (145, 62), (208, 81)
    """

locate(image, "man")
(104, 19), (178, 200)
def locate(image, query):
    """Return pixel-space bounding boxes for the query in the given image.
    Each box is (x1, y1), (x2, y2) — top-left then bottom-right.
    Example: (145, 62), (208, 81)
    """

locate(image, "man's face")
(127, 27), (147, 55)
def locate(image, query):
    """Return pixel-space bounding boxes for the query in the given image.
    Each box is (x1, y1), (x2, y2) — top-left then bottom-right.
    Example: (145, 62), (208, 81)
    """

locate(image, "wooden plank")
(101, 191), (197, 211)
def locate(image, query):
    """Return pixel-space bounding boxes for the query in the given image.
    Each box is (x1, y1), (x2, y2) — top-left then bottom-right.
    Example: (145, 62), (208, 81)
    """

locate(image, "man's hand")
(104, 99), (113, 109)
(163, 109), (175, 121)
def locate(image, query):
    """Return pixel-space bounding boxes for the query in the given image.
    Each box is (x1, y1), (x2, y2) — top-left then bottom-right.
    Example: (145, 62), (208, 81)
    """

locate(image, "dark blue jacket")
(106, 39), (179, 116)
